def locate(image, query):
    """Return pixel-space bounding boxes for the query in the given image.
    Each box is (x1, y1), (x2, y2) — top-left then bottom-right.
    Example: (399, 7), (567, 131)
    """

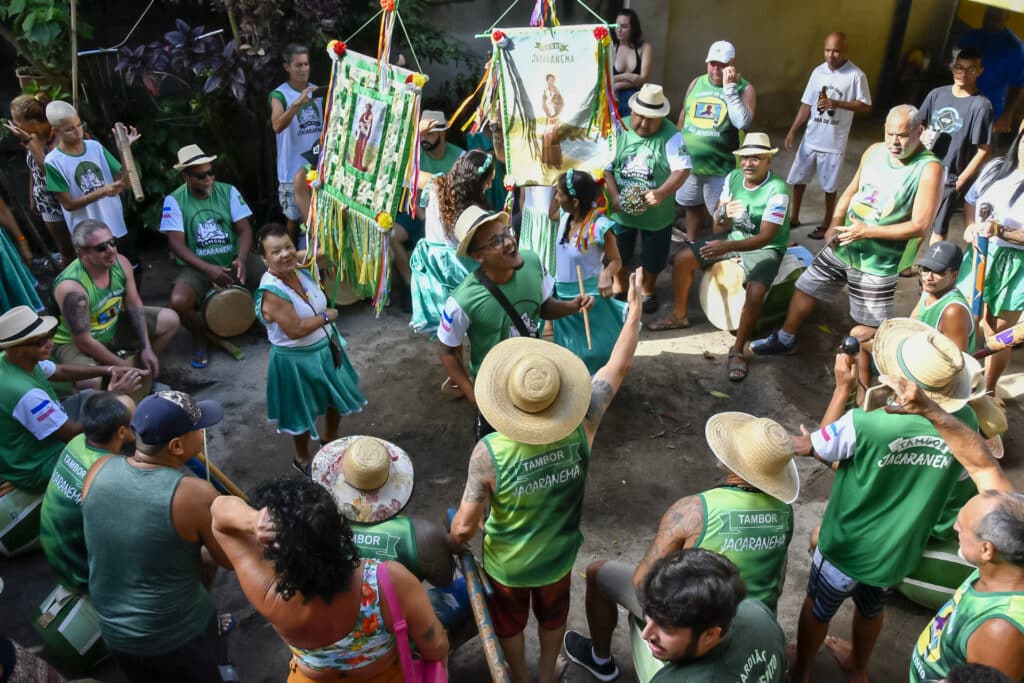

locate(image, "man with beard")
(437, 206), (592, 439)
(159, 144), (264, 368)
(752, 105), (943, 355)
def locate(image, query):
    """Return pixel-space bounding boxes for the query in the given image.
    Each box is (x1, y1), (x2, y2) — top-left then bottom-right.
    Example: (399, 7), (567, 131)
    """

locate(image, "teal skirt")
(409, 240), (477, 335)
(551, 279), (626, 374)
(266, 336), (365, 438)
(957, 243), (1024, 316)
(0, 229), (43, 312)
(520, 207), (557, 275)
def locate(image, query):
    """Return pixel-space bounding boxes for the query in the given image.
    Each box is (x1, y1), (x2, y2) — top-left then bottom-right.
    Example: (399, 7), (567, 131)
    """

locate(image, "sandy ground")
(3, 121), (1023, 682)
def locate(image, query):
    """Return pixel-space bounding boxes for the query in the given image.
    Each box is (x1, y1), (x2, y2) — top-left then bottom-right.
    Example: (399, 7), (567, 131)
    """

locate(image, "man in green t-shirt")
(652, 132), (791, 383)
(788, 319), (981, 683)
(627, 549), (785, 683)
(448, 272), (643, 683)
(437, 206), (592, 439)
(752, 105), (943, 356)
(159, 144), (264, 368)
(564, 411), (796, 681)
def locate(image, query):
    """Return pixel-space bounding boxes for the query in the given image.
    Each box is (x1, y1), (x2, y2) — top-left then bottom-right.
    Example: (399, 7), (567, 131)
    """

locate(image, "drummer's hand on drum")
(206, 263), (235, 288)
(140, 347), (160, 378)
(107, 366), (147, 394)
(699, 240), (730, 259)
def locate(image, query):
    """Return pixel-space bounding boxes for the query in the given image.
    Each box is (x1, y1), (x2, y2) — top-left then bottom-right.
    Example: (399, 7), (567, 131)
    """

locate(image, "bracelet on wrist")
(321, 311), (329, 325)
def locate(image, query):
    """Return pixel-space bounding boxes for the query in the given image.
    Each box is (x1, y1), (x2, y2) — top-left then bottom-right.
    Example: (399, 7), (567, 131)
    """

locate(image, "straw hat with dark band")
(475, 337), (592, 445)
(0, 306), (58, 349)
(873, 318), (978, 412)
(705, 412), (800, 504)
(453, 205), (511, 257)
(312, 436), (414, 523)
(173, 144), (218, 171)
(733, 132), (779, 157)
(628, 84), (671, 119)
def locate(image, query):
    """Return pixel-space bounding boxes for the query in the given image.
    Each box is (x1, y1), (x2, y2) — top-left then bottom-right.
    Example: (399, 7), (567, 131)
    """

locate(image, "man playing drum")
(752, 105), (943, 356)
(52, 220), (179, 386)
(160, 144), (264, 368)
(650, 133), (791, 383)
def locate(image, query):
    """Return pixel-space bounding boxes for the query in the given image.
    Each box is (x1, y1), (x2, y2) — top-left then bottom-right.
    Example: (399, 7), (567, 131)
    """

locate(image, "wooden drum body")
(699, 245), (813, 332)
(201, 285), (255, 338)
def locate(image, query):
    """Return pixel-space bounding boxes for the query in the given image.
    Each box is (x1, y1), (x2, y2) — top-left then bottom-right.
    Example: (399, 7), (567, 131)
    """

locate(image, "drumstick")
(113, 122), (144, 202)
(973, 321), (1024, 359)
(194, 451), (250, 502)
(971, 203), (995, 319)
(577, 265), (592, 351)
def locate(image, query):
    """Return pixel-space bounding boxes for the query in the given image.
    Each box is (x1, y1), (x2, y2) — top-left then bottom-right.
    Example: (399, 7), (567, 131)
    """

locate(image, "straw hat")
(970, 394), (1007, 439)
(733, 132), (779, 157)
(475, 337), (592, 445)
(873, 318), (977, 412)
(173, 144), (217, 171)
(705, 412), (800, 504)
(419, 110), (449, 134)
(311, 436), (414, 523)
(0, 306), (58, 349)
(628, 84), (671, 119)
(453, 205), (510, 257)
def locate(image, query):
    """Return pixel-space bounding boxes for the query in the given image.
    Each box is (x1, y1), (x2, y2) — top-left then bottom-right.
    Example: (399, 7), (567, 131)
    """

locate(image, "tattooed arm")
(448, 441), (496, 553)
(583, 268), (644, 446)
(54, 280), (127, 367)
(633, 495), (704, 597)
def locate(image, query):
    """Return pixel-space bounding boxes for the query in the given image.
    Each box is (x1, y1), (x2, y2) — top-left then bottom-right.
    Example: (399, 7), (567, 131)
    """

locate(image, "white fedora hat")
(628, 84), (671, 119)
(0, 306), (58, 349)
(173, 144), (218, 171)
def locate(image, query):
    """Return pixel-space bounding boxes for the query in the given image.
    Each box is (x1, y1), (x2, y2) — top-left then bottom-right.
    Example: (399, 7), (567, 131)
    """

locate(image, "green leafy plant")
(0, 0), (93, 78)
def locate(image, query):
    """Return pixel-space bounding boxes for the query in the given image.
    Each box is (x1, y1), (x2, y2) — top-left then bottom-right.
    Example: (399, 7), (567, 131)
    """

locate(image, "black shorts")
(108, 616), (224, 683)
(612, 223), (673, 274)
(930, 184), (962, 237)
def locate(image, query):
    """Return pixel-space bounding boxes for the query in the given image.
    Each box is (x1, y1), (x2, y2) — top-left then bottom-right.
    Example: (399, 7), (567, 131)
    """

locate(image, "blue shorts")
(806, 548), (886, 622)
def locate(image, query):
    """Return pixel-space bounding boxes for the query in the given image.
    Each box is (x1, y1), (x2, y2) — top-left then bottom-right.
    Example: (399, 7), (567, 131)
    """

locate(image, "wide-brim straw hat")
(873, 317), (977, 412)
(419, 109), (449, 134)
(0, 306), (58, 349)
(312, 436), (414, 523)
(970, 394), (1008, 439)
(705, 412), (800, 504)
(173, 144), (217, 171)
(628, 84), (671, 119)
(476, 337), (592, 445)
(733, 132), (778, 157)
(453, 205), (510, 257)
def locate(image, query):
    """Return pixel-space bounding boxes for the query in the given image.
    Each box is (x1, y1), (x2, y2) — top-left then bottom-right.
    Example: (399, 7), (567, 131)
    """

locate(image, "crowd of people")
(2, 6), (1024, 683)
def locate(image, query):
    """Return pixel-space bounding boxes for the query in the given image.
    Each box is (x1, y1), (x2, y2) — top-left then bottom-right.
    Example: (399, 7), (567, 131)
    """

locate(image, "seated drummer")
(650, 133), (792, 383)
(160, 144), (265, 369)
(0, 307), (140, 555)
(53, 220), (179, 387)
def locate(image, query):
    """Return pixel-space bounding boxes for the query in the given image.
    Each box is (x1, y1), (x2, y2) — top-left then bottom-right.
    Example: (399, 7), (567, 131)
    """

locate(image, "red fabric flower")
(333, 40), (347, 56)
(492, 30), (506, 43)
(380, 0), (395, 10)
(594, 26), (609, 40)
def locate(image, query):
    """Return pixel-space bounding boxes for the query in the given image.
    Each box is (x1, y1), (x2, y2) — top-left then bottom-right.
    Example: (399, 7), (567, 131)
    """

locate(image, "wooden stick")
(195, 451), (249, 503)
(460, 552), (511, 682)
(974, 321), (1024, 360)
(971, 204), (994, 320)
(577, 265), (592, 351)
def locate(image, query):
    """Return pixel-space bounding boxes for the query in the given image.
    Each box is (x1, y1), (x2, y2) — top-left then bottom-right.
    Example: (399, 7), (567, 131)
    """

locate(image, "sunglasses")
(186, 170), (216, 180)
(471, 228), (515, 252)
(85, 238), (118, 253)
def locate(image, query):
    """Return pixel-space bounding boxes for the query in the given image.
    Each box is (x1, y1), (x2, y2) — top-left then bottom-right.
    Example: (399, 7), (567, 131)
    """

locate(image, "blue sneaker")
(563, 630), (620, 681)
(750, 330), (796, 355)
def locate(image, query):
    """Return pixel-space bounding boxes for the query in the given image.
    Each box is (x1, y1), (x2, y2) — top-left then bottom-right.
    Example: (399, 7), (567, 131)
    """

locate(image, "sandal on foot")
(790, 219), (802, 228)
(648, 315), (690, 332)
(808, 225), (828, 240)
(642, 294), (659, 314)
(190, 349), (209, 369)
(727, 352), (748, 382)
(290, 459), (311, 477)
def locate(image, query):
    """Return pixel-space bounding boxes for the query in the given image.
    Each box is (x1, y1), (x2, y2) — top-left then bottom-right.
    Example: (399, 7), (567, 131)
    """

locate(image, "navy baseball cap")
(917, 242), (963, 273)
(131, 391), (224, 444)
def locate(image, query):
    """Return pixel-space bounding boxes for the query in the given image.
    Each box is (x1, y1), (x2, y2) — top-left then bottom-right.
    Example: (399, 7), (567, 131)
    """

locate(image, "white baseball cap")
(706, 40), (736, 64)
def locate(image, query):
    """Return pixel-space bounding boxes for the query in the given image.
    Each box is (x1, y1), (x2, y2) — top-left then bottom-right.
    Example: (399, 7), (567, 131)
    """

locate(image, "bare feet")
(824, 636), (869, 683)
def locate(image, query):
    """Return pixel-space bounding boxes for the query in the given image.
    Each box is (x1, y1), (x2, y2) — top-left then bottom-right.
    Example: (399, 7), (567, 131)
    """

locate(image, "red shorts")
(484, 571), (572, 638)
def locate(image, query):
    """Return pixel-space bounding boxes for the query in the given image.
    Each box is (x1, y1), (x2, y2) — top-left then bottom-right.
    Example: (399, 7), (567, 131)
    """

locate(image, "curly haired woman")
(211, 477), (447, 682)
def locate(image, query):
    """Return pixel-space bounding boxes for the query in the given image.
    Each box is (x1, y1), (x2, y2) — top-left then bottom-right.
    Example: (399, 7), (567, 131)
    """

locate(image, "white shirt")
(12, 361), (68, 440)
(799, 61), (872, 154)
(257, 270), (331, 347)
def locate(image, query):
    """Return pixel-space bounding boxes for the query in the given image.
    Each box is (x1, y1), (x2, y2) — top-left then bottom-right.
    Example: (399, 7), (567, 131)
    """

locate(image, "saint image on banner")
(348, 96), (387, 173)
(541, 74), (564, 168)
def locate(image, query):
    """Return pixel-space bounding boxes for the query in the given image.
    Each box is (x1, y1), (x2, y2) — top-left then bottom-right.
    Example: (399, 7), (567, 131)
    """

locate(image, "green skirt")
(957, 243), (1024, 316)
(266, 336), (365, 438)
(0, 229), (43, 312)
(409, 240), (477, 335)
(519, 206), (557, 275)
(551, 279), (626, 375)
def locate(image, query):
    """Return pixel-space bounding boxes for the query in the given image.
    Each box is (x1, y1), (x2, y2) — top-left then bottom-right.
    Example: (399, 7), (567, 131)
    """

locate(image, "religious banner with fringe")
(306, 37), (426, 314)
(475, 24), (619, 188)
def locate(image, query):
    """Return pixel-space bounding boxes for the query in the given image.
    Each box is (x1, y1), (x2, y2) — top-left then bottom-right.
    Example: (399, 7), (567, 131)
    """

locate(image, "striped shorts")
(795, 246), (898, 327)
(806, 548), (887, 622)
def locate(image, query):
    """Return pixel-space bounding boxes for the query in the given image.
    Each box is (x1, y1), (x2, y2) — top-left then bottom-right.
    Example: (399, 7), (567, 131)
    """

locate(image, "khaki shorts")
(173, 253), (265, 300)
(52, 306), (163, 365)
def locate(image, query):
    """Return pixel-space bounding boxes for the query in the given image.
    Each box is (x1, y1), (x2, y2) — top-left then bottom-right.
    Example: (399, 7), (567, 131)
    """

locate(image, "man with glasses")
(43, 101), (135, 258)
(919, 48), (993, 244)
(160, 144), (263, 368)
(437, 206), (592, 438)
(651, 133), (790, 383)
(53, 220), (179, 385)
(0, 306), (140, 556)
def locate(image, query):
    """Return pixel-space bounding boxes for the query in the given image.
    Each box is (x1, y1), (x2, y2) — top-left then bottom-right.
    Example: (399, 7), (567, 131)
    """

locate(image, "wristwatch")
(321, 312), (329, 325)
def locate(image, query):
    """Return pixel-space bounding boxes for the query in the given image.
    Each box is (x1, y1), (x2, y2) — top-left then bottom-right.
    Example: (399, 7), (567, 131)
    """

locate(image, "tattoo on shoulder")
(665, 496), (704, 538)
(63, 291), (91, 335)
(421, 623), (437, 642)
(462, 445), (494, 504)
(585, 379), (614, 423)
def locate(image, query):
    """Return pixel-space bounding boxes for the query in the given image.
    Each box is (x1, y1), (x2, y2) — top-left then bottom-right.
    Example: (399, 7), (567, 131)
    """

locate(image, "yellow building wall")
(959, 0), (1024, 33)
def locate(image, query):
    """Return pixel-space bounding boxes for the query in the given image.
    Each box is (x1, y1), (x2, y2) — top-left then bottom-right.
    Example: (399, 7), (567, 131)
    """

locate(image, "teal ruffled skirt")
(409, 240), (477, 335)
(551, 279), (626, 374)
(519, 207), (557, 275)
(0, 229), (42, 312)
(957, 243), (1024, 316)
(266, 336), (366, 438)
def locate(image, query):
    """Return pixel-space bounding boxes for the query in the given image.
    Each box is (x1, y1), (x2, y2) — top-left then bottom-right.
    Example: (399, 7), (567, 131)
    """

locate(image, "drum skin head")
(203, 286), (255, 338)
(700, 259), (747, 332)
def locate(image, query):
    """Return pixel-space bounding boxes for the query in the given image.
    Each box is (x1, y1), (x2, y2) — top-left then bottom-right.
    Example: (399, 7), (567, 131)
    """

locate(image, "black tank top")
(613, 45), (642, 76)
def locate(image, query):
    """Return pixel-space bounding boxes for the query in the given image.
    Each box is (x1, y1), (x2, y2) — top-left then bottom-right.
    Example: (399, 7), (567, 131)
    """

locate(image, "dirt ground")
(3, 120), (1023, 682)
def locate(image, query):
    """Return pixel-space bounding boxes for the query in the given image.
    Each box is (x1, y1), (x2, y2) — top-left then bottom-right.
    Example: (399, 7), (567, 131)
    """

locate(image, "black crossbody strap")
(474, 269), (535, 338)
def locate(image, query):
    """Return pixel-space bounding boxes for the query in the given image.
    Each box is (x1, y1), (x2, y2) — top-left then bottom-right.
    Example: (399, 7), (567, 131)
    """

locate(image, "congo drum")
(33, 584), (108, 676)
(201, 285), (255, 338)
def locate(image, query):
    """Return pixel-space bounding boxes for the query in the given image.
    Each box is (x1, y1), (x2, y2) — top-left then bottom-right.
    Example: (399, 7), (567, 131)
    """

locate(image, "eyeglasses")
(85, 238), (117, 253)
(471, 228), (515, 252)
(952, 65), (979, 75)
(186, 170), (215, 180)
(61, 122), (86, 136)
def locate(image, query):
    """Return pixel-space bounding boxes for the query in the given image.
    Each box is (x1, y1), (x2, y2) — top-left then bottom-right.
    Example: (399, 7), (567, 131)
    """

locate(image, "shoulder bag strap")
(375, 561), (417, 677)
(473, 269), (534, 338)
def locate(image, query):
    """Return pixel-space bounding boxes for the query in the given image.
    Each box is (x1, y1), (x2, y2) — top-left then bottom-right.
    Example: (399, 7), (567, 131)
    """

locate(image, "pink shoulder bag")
(376, 561), (448, 683)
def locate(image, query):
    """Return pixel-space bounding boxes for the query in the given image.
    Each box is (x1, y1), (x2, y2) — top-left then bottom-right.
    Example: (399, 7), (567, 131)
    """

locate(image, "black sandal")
(808, 225), (828, 240)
